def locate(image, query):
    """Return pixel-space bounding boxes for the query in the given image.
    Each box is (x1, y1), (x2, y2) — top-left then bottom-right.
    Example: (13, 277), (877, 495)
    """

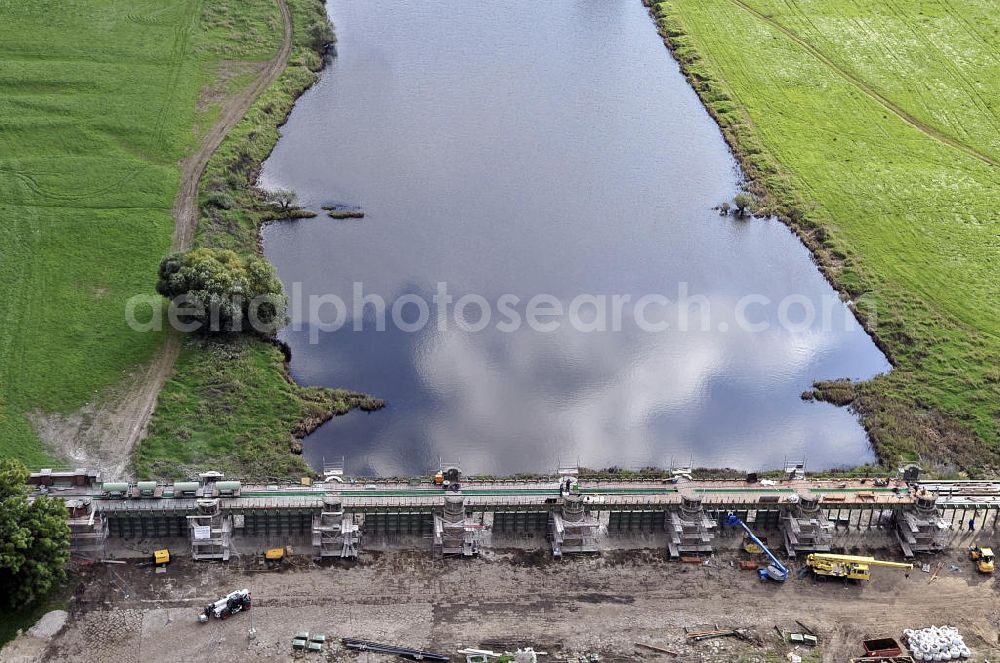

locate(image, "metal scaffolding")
(312, 495), (361, 558)
(188, 499), (232, 561)
(66, 497), (108, 560)
(433, 493), (480, 556)
(550, 492), (599, 557)
(896, 489), (950, 557)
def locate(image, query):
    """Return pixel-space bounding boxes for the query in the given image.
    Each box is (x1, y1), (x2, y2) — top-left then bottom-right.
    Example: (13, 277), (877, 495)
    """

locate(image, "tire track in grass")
(939, 0), (1000, 67)
(881, 0), (1000, 142)
(723, 0), (999, 167)
(11, 0), (200, 204)
(38, 0), (295, 478)
(171, 0), (292, 250)
(122, 0), (293, 469)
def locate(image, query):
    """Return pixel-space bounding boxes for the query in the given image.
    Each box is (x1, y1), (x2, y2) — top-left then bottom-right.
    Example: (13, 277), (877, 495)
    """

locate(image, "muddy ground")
(4, 533), (1000, 663)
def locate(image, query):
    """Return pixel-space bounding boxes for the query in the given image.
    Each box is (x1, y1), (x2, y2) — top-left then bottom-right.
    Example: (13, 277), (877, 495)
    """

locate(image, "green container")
(102, 482), (129, 497)
(172, 481), (199, 496)
(215, 481), (241, 495)
(136, 481), (157, 495)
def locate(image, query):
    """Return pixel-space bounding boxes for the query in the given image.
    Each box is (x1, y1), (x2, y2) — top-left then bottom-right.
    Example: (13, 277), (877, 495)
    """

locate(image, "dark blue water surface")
(260, 0), (890, 475)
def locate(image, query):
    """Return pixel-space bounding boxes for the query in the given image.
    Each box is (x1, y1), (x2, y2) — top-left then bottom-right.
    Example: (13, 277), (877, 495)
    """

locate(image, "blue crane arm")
(725, 514), (788, 578)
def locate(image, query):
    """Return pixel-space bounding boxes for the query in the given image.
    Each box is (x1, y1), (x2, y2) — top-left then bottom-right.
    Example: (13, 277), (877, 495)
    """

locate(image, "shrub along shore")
(645, 0), (1000, 474)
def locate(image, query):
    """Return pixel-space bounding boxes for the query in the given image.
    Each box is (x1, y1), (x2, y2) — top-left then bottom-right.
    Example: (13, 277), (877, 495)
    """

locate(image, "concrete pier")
(66, 497), (107, 559)
(550, 492), (600, 556)
(187, 499), (231, 561)
(433, 493), (480, 556)
(896, 488), (950, 557)
(667, 493), (715, 558)
(312, 495), (361, 559)
(779, 492), (833, 556)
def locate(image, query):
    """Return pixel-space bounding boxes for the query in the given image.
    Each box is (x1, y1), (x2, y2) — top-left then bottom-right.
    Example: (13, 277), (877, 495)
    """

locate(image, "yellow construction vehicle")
(805, 553), (912, 581)
(743, 535), (768, 555)
(969, 546), (995, 574)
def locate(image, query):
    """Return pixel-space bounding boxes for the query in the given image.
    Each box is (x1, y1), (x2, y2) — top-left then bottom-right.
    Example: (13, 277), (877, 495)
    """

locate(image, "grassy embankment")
(648, 0), (1000, 473)
(0, 0), (285, 466)
(135, 0), (383, 480)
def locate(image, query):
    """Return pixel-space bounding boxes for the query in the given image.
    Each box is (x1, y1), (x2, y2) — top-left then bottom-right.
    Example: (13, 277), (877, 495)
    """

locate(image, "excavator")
(805, 553), (912, 581)
(969, 546), (995, 574)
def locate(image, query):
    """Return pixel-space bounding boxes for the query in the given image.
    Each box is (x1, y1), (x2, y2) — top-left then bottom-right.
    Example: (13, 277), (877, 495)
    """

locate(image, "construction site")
(3, 465), (1000, 662)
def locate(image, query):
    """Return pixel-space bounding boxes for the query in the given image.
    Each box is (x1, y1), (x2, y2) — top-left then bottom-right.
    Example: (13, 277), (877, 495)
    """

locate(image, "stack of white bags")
(513, 649), (538, 663)
(905, 626), (971, 660)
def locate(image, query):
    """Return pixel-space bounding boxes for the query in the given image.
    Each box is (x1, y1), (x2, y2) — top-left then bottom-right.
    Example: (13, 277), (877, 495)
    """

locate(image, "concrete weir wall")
(32, 469), (998, 562)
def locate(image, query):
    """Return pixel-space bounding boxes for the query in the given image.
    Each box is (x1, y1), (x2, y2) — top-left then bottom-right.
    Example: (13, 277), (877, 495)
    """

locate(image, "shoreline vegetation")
(135, 0), (384, 480)
(644, 0), (1000, 476)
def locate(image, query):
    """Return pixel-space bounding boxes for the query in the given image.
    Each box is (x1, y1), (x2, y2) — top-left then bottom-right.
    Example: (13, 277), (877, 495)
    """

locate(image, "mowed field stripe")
(723, 0), (999, 167)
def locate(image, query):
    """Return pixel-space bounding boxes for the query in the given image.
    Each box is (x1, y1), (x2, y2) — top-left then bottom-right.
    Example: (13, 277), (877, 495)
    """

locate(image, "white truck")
(199, 589), (251, 622)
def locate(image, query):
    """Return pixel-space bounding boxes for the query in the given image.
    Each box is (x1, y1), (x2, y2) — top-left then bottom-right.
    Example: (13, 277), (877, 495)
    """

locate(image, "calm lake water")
(260, 0), (890, 475)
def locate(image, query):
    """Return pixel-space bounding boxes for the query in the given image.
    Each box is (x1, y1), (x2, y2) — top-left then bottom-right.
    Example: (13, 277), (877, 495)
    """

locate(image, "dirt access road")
(33, 0), (293, 479)
(5, 543), (1000, 663)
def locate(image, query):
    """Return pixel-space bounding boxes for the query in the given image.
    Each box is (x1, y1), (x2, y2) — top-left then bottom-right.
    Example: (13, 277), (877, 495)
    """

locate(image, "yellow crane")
(805, 553), (913, 581)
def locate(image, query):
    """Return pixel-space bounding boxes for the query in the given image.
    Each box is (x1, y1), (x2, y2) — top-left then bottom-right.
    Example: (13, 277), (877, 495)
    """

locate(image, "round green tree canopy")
(156, 248), (288, 334)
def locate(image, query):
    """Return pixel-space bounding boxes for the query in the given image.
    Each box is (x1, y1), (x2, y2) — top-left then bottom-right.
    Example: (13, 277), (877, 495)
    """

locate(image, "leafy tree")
(733, 192), (753, 216)
(0, 459), (69, 608)
(156, 248), (288, 334)
(263, 188), (298, 212)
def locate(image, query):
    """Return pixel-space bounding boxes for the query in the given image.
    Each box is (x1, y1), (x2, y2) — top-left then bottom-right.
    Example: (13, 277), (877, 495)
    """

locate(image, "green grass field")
(134, 0), (377, 479)
(652, 0), (1000, 471)
(0, 0), (282, 465)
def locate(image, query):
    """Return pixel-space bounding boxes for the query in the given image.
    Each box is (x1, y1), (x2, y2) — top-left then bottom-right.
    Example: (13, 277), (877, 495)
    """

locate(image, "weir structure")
(27, 468), (1000, 562)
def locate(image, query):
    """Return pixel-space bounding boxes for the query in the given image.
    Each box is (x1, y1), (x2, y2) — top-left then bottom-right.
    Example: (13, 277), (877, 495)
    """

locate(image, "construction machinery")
(725, 513), (788, 582)
(969, 545), (995, 573)
(804, 553), (912, 581)
(265, 546), (285, 567)
(434, 464), (462, 491)
(136, 549), (170, 568)
(200, 588), (251, 622)
(743, 534), (768, 555)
